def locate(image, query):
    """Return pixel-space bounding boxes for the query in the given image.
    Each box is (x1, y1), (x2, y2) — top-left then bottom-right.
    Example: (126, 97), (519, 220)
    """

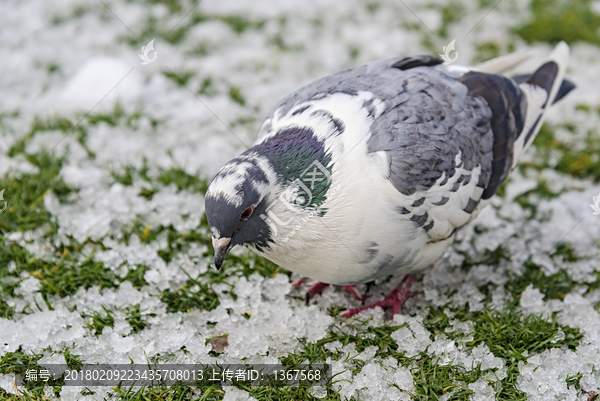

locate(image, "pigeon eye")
(240, 206), (254, 220)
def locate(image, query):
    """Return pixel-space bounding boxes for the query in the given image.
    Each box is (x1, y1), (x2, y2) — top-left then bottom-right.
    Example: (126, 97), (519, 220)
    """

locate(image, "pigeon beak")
(212, 237), (232, 270)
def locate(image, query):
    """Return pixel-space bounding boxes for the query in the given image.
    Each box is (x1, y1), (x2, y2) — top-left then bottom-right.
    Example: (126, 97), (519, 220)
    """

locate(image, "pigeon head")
(205, 126), (334, 269)
(205, 152), (277, 269)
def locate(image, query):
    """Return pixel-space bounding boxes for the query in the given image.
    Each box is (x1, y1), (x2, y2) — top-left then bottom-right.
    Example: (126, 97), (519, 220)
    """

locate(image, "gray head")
(204, 152), (277, 269)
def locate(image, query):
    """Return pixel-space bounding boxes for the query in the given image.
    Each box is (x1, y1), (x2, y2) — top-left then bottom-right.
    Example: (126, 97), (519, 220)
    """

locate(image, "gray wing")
(257, 55), (562, 240)
(259, 56), (524, 199)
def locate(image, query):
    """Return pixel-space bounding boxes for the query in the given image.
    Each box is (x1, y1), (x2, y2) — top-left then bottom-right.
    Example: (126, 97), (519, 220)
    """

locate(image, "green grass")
(125, 10), (265, 46)
(424, 305), (583, 399)
(81, 306), (115, 336)
(0, 347), (84, 400)
(162, 70), (196, 87)
(512, 180), (564, 219)
(8, 104), (158, 162)
(115, 210), (286, 314)
(109, 161), (210, 200)
(515, 0), (600, 45)
(228, 86), (246, 106)
(457, 241), (600, 307)
(526, 123), (600, 182)
(278, 302), (583, 401)
(198, 77), (218, 96)
(156, 167), (209, 194)
(504, 244), (600, 303)
(0, 152), (74, 234)
(125, 304), (154, 334)
(80, 304), (154, 336)
(0, 237), (153, 317)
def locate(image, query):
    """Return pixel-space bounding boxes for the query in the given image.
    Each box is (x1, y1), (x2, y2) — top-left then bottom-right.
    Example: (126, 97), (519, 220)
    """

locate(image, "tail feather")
(553, 78), (576, 103)
(511, 74), (575, 105)
(510, 42), (572, 168)
(474, 50), (535, 74)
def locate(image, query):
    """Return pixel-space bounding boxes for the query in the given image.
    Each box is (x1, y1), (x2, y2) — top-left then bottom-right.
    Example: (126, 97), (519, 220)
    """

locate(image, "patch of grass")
(269, 33), (304, 52)
(126, 11), (265, 46)
(473, 241), (600, 303)
(228, 86), (246, 106)
(282, 319), (483, 400)
(218, 15), (266, 34)
(8, 115), (83, 158)
(110, 379), (329, 401)
(111, 384), (225, 401)
(0, 347), (84, 399)
(515, 0), (600, 45)
(8, 105), (153, 162)
(62, 347), (84, 371)
(426, 1), (466, 38)
(0, 238), (151, 316)
(0, 151), (74, 234)
(162, 70), (195, 87)
(280, 296), (584, 400)
(365, 1), (380, 14)
(198, 76), (218, 96)
(144, 0), (186, 13)
(424, 305), (583, 399)
(81, 306), (115, 336)
(157, 229), (285, 313)
(157, 167), (209, 193)
(348, 46), (360, 61)
(37, 258), (121, 299)
(108, 162), (209, 200)
(116, 214), (286, 314)
(85, 103), (142, 128)
(458, 244), (511, 271)
(506, 262), (589, 302)
(47, 63), (60, 74)
(160, 275), (224, 313)
(473, 41), (501, 64)
(513, 180), (563, 219)
(187, 42), (212, 56)
(125, 304), (154, 334)
(51, 4), (91, 25)
(111, 165), (136, 186)
(526, 123), (600, 181)
(230, 116), (257, 131)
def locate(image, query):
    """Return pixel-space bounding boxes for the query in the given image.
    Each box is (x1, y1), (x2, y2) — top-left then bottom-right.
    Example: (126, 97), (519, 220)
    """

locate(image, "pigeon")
(205, 42), (574, 317)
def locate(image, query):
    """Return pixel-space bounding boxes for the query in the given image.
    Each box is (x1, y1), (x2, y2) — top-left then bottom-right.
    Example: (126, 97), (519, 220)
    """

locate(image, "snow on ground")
(1, 0), (600, 399)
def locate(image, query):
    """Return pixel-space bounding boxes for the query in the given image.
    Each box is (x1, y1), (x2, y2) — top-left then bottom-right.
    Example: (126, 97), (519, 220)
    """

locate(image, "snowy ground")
(1, 0), (600, 400)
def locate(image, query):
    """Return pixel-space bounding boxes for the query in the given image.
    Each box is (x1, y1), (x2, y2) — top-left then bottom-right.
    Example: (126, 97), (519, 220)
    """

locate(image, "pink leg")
(297, 281), (366, 304)
(292, 278), (308, 288)
(306, 281), (330, 301)
(342, 285), (366, 302)
(340, 274), (416, 318)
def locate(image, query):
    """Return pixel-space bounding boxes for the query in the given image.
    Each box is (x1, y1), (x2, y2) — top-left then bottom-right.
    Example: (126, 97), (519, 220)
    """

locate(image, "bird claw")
(304, 282), (330, 305)
(340, 275), (417, 318)
(292, 278), (308, 288)
(342, 285), (366, 302)
(299, 281), (367, 305)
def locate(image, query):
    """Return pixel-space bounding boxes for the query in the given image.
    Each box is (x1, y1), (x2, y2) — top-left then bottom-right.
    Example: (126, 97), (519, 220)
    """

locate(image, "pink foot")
(341, 285), (366, 302)
(305, 281), (330, 304)
(296, 280), (366, 304)
(340, 274), (416, 318)
(292, 278), (308, 288)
